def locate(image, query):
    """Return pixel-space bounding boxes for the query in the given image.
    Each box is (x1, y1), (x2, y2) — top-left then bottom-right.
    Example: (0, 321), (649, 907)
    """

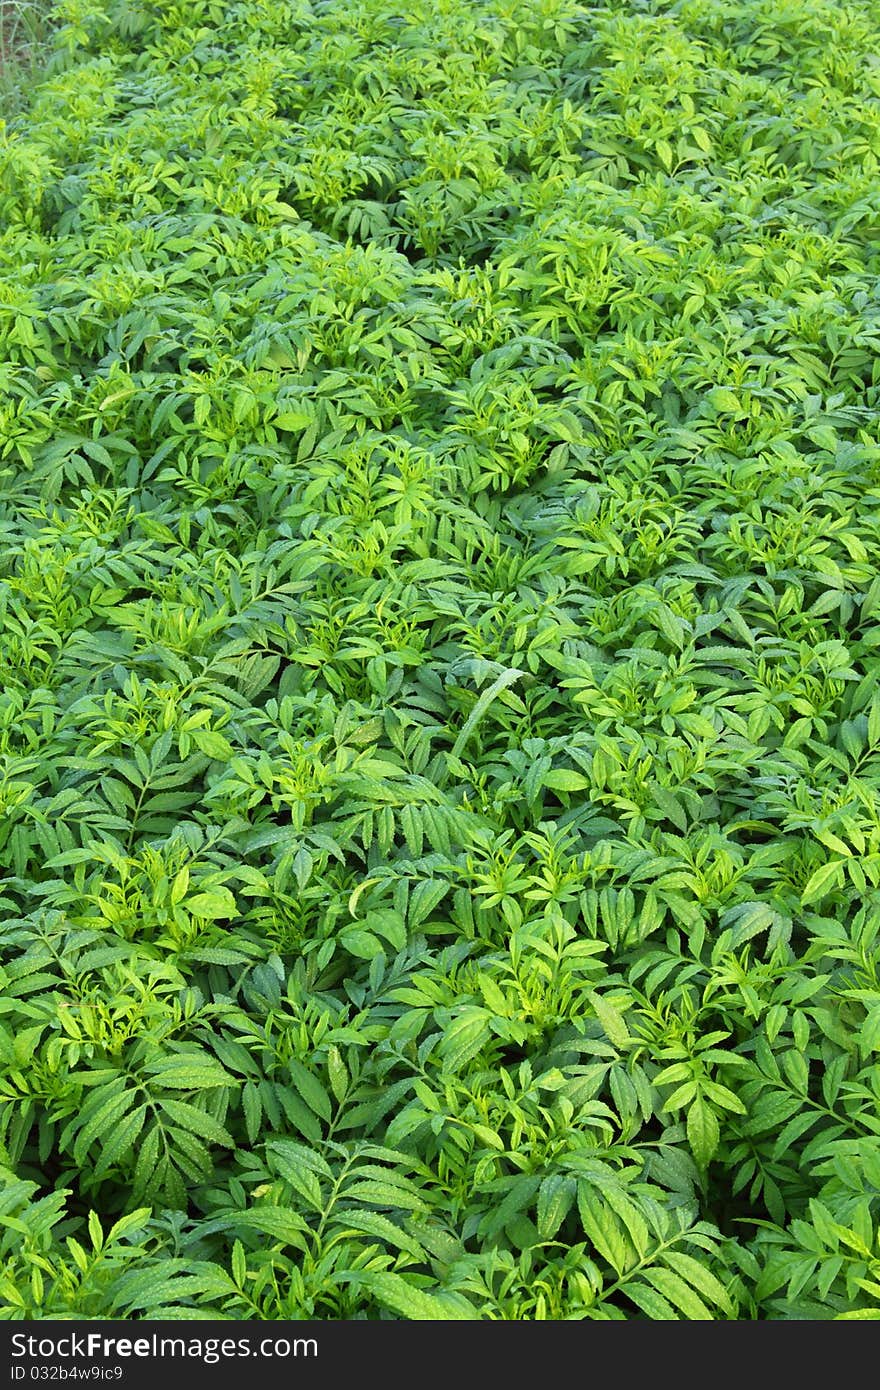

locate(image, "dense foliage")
(2, 0), (880, 1321)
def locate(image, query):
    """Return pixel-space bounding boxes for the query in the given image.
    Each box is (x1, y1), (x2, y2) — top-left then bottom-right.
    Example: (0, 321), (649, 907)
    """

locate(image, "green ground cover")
(2, 0), (880, 1320)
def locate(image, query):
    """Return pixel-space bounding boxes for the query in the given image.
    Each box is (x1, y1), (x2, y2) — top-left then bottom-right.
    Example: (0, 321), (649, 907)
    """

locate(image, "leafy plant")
(2, 0), (880, 1321)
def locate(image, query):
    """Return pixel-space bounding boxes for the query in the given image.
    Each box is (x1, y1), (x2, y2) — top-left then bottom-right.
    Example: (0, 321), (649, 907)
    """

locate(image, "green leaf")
(543, 769), (590, 793)
(144, 1056), (235, 1090)
(352, 1271), (477, 1320)
(537, 1176), (576, 1239)
(342, 1180), (427, 1212)
(451, 669), (524, 758)
(334, 1210), (426, 1260)
(188, 887), (238, 919)
(589, 992), (632, 1049)
(687, 1095), (720, 1169)
(159, 1100), (234, 1147)
(192, 730), (233, 760)
(801, 860), (845, 905)
(275, 411), (314, 431)
(224, 1208), (308, 1247)
(436, 1009), (491, 1072)
(641, 1266), (715, 1319)
(625, 1282), (678, 1319)
(663, 1252), (734, 1316)
(288, 1059), (333, 1121)
(340, 928), (384, 959)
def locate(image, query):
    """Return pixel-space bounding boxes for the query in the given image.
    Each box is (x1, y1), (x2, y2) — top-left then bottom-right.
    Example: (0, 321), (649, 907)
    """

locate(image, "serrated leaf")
(687, 1095), (720, 1169)
(334, 1209), (426, 1260)
(589, 992), (632, 1049)
(537, 1175), (576, 1239)
(159, 1099), (234, 1147)
(288, 1059), (333, 1121)
(801, 860), (845, 905)
(352, 1271), (477, 1320)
